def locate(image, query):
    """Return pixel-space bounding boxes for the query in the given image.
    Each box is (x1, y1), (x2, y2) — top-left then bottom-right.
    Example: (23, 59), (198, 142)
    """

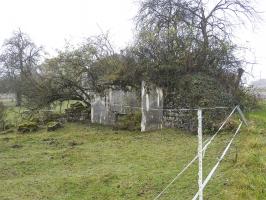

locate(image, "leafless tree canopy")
(133, 0), (260, 82)
(0, 1), (260, 110)
(0, 30), (43, 106)
(0, 29), (42, 77)
(137, 0), (259, 43)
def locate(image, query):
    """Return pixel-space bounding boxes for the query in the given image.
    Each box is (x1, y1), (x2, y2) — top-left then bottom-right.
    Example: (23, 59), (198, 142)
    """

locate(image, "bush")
(164, 73), (234, 109)
(162, 73), (255, 133)
(65, 102), (90, 121)
(17, 122), (38, 133)
(236, 86), (258, 112)
(38, 111), (65, 124)
(47, 121), (62, 132)
(0, 102), (5, 119)
(4, 123), (14, 130)
(113, 111), (141, 131)
(0, 102), (6, 131)
(223, 118), (240, 131)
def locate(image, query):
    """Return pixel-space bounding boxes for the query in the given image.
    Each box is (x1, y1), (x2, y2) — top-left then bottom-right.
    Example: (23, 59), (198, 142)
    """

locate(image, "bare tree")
(0, 29), (43, 106)
(23, 33), (121, 109)
(130, 0), (260, 109)
(136, 0), (260, 73)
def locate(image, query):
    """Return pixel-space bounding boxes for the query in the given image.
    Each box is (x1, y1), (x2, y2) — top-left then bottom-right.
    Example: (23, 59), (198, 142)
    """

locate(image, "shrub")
(0, 102), (6, 131)
(164, 73), (234, 109)
(65, 102), (90, 121)
(162, 73), (256, 133)
(47, 121), (62, 132)
(236, 86), (258, 112)
(38, 111), (65, 124)
(17, 122), (38, 133)
(0, 102), (5, 119)
(4, 123), (14, 130)
(113, 111), (141, 131)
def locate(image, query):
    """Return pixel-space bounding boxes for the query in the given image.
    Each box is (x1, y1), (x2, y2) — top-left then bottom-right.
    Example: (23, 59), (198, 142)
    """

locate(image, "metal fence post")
(197, 109), (203, 200)
(236, 105), (248, 126)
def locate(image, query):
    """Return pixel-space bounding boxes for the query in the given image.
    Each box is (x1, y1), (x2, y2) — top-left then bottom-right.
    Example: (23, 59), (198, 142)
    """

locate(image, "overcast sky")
(0, 0), (265, 83)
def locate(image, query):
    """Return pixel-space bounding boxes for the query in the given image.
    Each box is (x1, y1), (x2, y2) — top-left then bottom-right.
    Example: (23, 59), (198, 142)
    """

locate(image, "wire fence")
(152, 105), (247, 200)
(91, 99), (247, 199)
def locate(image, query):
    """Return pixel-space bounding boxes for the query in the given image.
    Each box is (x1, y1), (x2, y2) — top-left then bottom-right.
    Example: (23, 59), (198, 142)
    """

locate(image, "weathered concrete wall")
(91, 89), (140, 125)
(91, 83), (166, 132)
(141, 81), (163, 132)
(0, 93), (15, 101)
(91, 95), (110, 125)
(109, 89), (140, 113)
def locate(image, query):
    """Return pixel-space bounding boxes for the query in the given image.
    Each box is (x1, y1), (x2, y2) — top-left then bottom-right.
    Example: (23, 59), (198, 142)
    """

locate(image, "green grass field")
(0, 103), (265, 200)
(256, 88), (266, 92)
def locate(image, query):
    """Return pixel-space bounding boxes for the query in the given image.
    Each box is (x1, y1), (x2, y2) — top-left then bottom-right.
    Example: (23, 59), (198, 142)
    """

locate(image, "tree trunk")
(235, 68), (244, 90)
(15, 91), (22, 107)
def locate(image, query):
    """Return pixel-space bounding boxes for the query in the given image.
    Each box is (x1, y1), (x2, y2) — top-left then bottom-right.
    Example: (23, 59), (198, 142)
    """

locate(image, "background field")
(0, 102), (265, 200)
